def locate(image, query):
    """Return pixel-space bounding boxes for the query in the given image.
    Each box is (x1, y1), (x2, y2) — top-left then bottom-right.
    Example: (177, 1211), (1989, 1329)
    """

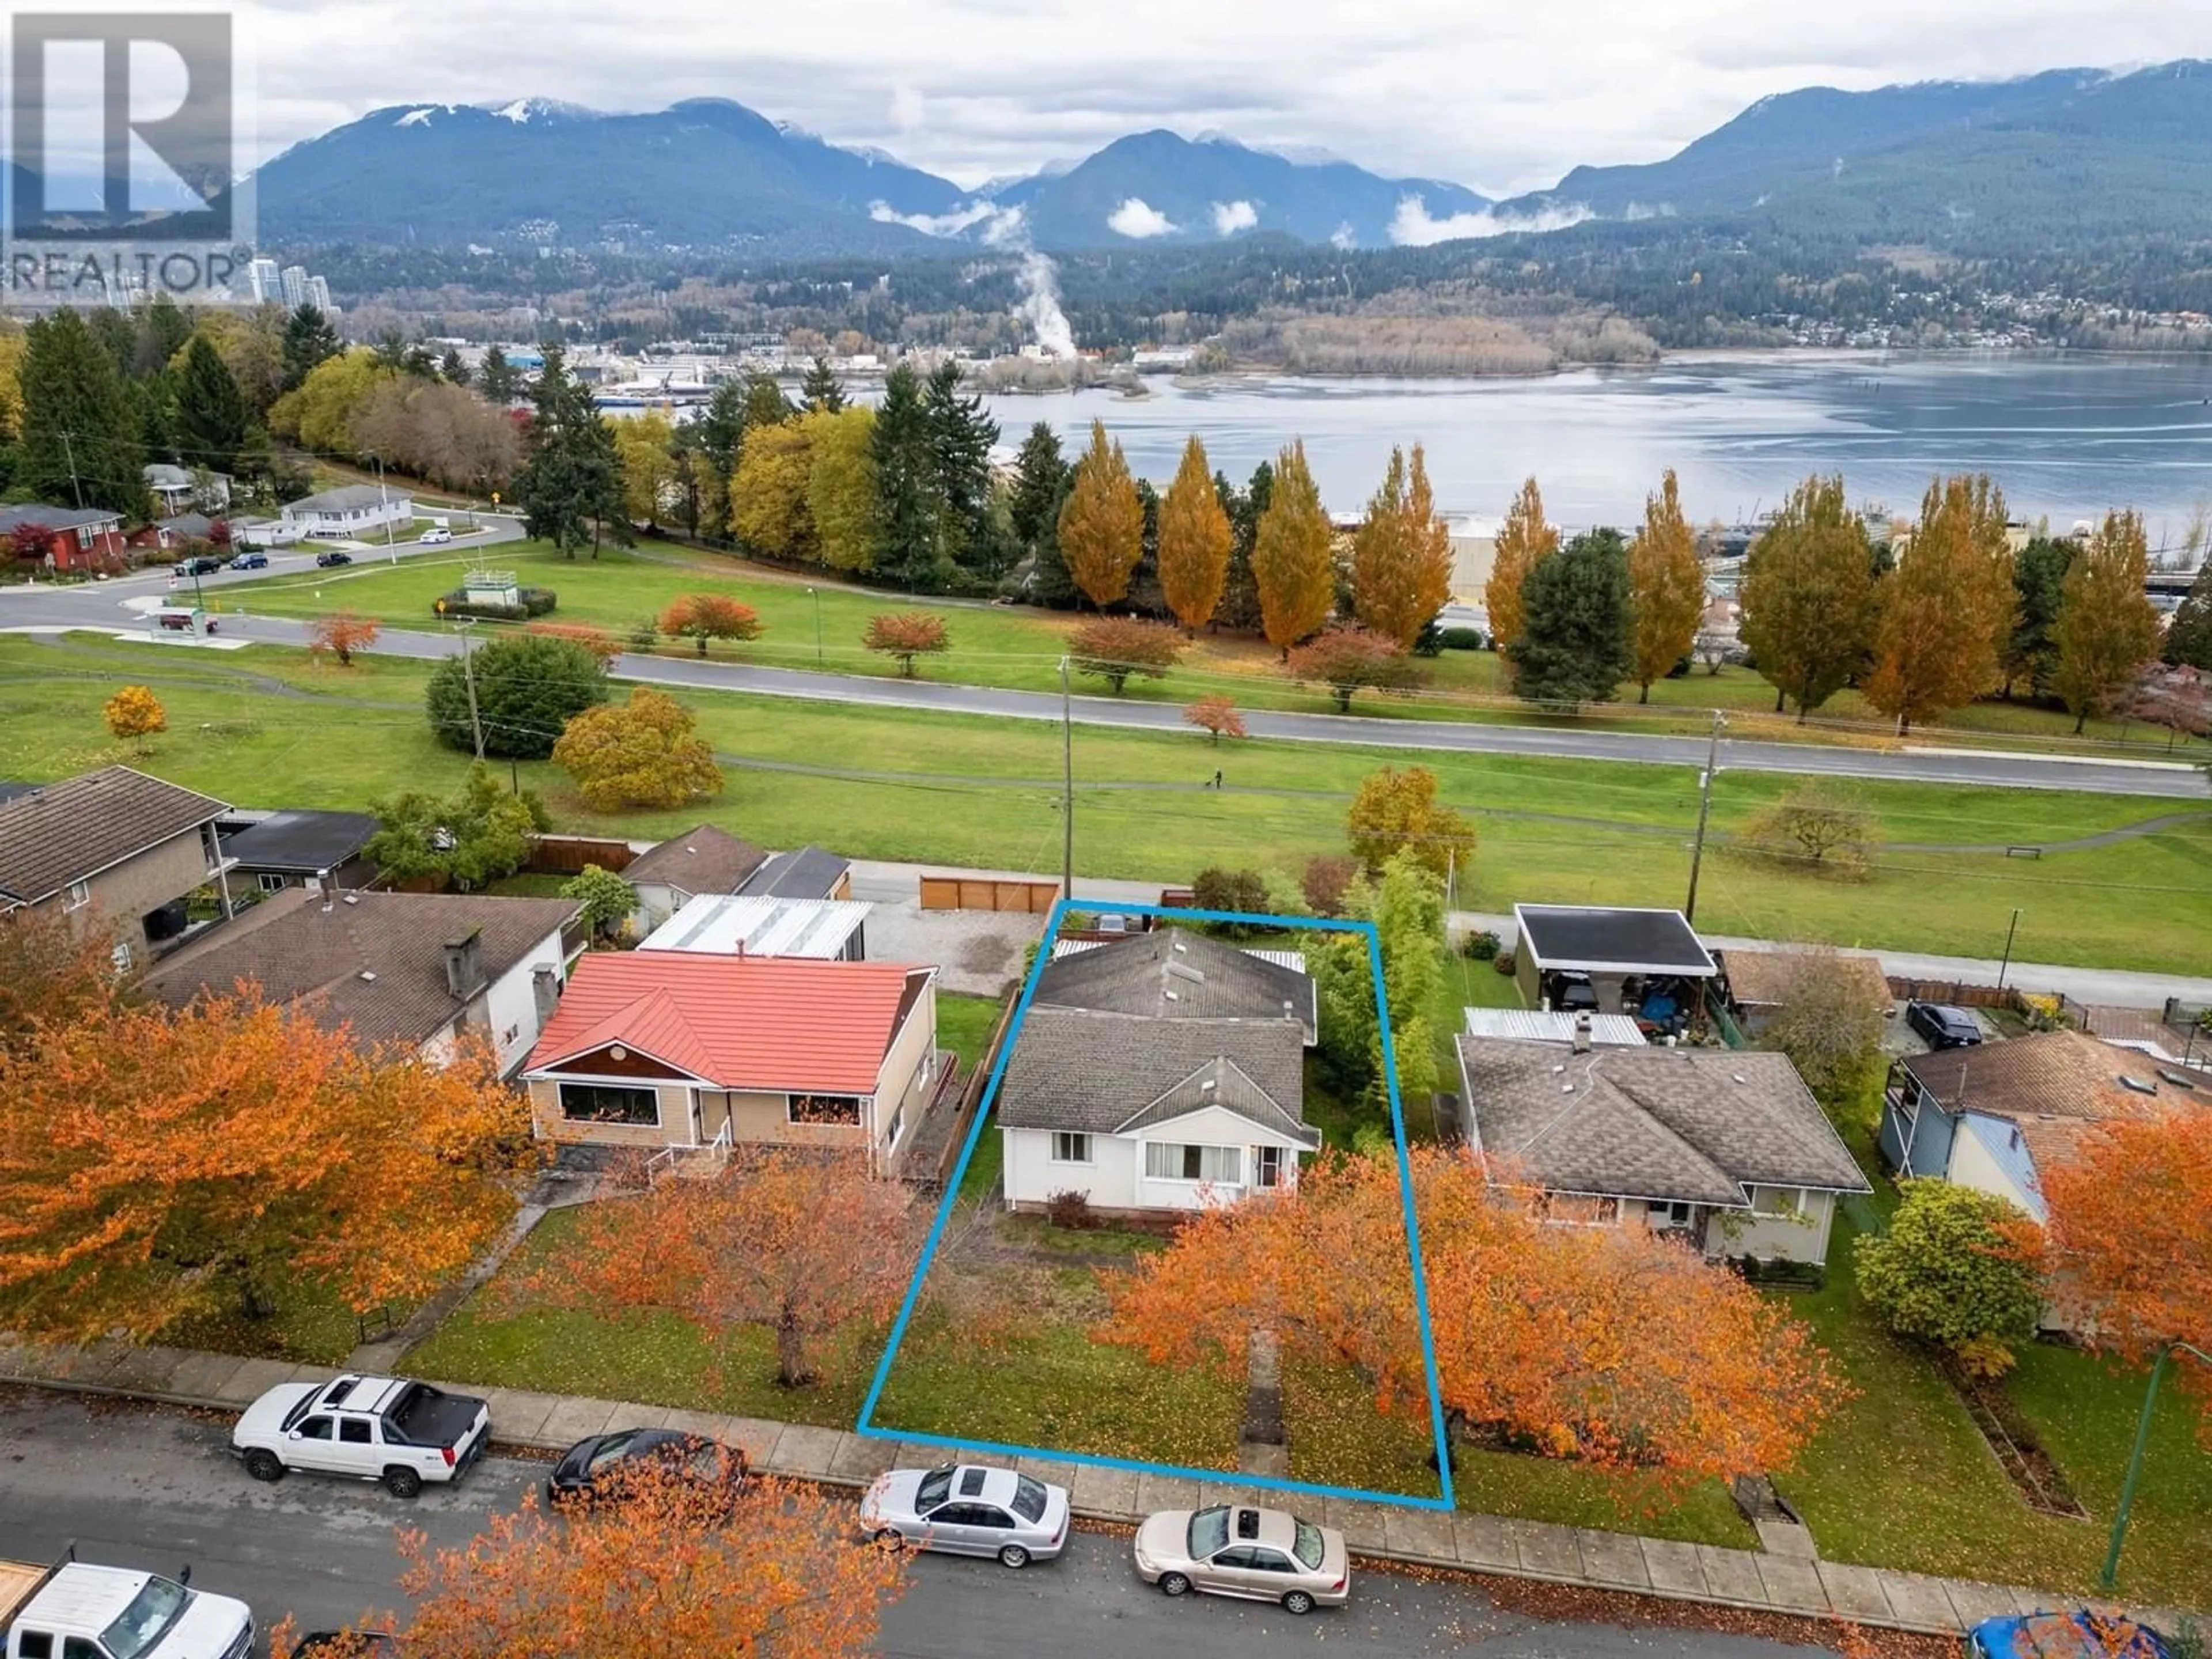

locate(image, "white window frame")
(257, 872), (288, 893)
(63, 878), (92, 912)
(1050, 1131), (1092, 1165)
(1143, 1142), (1242, 1185)
(1649, 1199), (1695, 1229)
(556, 1079), (661, 1127)
(1254, 1145), (1285, 1188)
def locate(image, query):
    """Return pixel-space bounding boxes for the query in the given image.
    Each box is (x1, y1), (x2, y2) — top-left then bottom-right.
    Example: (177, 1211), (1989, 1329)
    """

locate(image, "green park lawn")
(3, 632), (2205, 973)
(209, 533), (2206, 757)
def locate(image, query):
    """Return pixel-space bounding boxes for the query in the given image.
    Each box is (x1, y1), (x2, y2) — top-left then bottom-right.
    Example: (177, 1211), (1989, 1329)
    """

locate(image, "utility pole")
(1996, 907), (2022, 991)
(806, 586), (822, 668)
(2101, 1342), (2210, 1588)
(1060, 654), (1074, 904)
(456, 620), (485, 760)
(60, 432), (83, 509)
(376, 455), (397, 564)
(1684, 709), (1724, 923)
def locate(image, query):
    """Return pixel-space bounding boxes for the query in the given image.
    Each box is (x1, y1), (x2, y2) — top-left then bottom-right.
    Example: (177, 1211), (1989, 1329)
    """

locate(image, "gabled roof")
(284, 484), (408, 513)
(1513, 904), (1717, 976)
(0, 502), (122, 533)
(622, 823), (768, 896)
(0, 766), (228, 906)
(996, 1007), (1308, 1138)
(1032, 927), (1317, 1042)
(524, 949), (928, 1094)
(139, 887), (579, 1053)
(1899, 1029), (2202, 1123)
(1456, 1038), (1869, 1207)
(1113, 1054), (1320, 1149)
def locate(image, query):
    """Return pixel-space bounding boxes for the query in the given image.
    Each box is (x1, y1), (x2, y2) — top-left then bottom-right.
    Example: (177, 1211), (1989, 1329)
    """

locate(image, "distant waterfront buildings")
(246, 258), (281, 304)
(279, 264), (309, 309)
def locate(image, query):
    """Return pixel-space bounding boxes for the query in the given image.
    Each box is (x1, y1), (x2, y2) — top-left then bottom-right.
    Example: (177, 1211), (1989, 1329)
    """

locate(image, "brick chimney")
(444, 927), (486, 1000)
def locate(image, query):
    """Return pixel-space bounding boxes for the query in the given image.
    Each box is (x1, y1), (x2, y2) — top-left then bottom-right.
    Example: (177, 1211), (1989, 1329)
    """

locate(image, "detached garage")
(1512, 903), (1718, 1033)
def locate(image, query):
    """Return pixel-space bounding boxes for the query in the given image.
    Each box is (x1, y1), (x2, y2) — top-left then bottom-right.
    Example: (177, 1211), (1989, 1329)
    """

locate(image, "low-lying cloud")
(1211, 198), (1258, 235)
(1107, 196), (1177, 238)
(869, 198), (1012, 237)
(1387, 194), (1594, 247)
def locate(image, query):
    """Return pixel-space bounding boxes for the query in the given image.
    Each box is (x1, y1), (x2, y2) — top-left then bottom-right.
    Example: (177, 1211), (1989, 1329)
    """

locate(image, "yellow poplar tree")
(1485, 476), (1558, 674)
(1864, 475), (2016, 733)
(805, 406), (878, 573)
(1350, 444), (1455, 650)
(1251, 440), (1335, 653)
(2051, 509), (2162, 733)
(1627, 469), (1705, 702)
(615, 411), (677, 529)
(1156, 435), (1232, 631)
(1055, 420), (1145, 607)
(730, 418), (815, 562)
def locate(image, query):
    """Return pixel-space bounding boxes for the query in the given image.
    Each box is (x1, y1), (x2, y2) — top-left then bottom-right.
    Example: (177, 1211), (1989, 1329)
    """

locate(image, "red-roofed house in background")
(518, 950), (942, 1176)
(0, 504), (128, 574)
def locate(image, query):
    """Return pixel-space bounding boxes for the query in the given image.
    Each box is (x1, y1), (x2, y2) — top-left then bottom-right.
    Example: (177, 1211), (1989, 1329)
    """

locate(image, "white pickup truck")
(2, 1547), (252, 1659)
(232, 1372), (490, 1498)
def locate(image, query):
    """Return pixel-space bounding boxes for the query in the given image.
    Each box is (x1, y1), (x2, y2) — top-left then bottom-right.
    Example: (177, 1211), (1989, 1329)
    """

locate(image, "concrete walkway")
(0, 1337), (2192, 1639)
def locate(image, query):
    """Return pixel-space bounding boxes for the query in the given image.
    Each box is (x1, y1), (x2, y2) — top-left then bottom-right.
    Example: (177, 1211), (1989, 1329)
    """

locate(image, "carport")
(1512, 903), (1718, 1028)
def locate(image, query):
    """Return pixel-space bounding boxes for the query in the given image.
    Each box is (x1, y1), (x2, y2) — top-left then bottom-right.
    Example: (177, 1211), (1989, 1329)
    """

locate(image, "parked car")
(859, 1463), (1070, 1568)
(3, 1547), (253, 1659)
(231, 1373), (489, 1497)
(177, 555), (225, 577)
(1906, 1001), (1983, 1050)
(227, 551), (267, 570)
(1132, 1503), (1349, 1613)
(315, 550), (353, 568)
(547, 1427), (747, 1513)
(417, 527), (452, 544)
(1547, 971), (1600, 1013)
(154, 608), (213, 634)
(1968, 1612), (2169, 1659)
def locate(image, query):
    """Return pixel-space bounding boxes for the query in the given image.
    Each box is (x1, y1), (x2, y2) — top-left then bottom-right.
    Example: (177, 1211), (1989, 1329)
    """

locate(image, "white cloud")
(1107, 196), (1177, 238)
(1211, 198), (1258, 235)
(1387, 194), (1595, 247)
(1330, 222), (1357, 249)
(869, 198), (1016, 237)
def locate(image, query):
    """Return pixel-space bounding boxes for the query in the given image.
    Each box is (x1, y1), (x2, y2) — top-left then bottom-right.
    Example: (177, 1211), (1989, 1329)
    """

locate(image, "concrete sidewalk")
(0, 1336), (2193, 1640)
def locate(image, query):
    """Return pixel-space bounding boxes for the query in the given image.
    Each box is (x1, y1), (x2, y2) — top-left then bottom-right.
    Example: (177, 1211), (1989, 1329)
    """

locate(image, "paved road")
(1, 565), (2202, 800)
(0, 1393), (1820, 1659)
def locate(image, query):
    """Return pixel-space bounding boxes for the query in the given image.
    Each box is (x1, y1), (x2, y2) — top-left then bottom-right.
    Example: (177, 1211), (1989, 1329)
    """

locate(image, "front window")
(65, 879), (91, 911)
(559, 1082), (658, 1126)
(1187, 1506), (1230, 1559)
(257, 873), (287, 893)
(100, 1579), (190, 1659)
(1050, 1132), (1092, 1164)
(1292, 1519), (1325, 1570)
(1145, 1143), (1241, 1184)
(789, 1093), (862, 1126)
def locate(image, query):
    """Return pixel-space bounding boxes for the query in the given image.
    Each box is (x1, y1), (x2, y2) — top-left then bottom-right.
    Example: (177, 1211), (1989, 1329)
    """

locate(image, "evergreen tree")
(17, 309), (149, 519)
(1251, 440), (1335, 652)
(86, 309), (137, 378)
(1007, 422), (1067, 564)
(174, 336), (249, 475)
(1215, 464), (1270, 632)
(869, 363), (942, 591)
(514, 346), (628, 558)
(801, 356), (845, 412)
(135, 297), (193, 378)
(1508, 529), (1634, 706)
(477, 346), (518, 403)
(921, 360), (1001, 580)
(2163, 560), (2212, 671)
(740, 369), (796, 431)
(2002, 536), (2074, 700)
(440, 347), (471, 387)
(2052, 510), (2162, 733)
(279, 304), (339, 392)
(1027, 473), (1081, 608)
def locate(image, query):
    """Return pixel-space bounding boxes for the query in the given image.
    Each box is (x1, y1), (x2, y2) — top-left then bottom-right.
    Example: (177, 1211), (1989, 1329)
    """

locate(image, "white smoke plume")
(1387, 194), (1594, 247)
(868, 195), (1075, 359)
(1017, 249), (1078, 359)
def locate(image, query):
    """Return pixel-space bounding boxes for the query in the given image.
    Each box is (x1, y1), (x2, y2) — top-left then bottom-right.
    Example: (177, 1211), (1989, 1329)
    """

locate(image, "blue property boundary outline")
(855, 899), (1457, 1513)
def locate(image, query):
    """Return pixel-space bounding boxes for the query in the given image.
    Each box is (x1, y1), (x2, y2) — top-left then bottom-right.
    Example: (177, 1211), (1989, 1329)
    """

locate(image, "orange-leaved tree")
(552, 686), (723, 812)
(1285, 625), (1423, 713)
(863, 611), (950, 677)
(1484, 476), (1558, 670)
(2035, 1105), (2212, 1433)
(103, 684), (165, 750)
(1863, 474), (2014, 733)
(1183, 695), (1246, 744)
(527, 620), (623, 664)
(1157, 433), (1232, 632)
(0, 997), (531, 1338)
(0, 906), (127, 1059)
(308, 612), (381, 667)
(1350, 445), (1454, 650)
(282, 1461), (908, 1659)
(1056, 419), (1145, 608)
(1251, 440), (1336, 654)
(1627, 469), (1703, 702)
(512, 1148), (924, 1388)
(660, 593), (764, 658)
(1067, 615), (1185, 694)
(1100, 1147), (1840, 1493)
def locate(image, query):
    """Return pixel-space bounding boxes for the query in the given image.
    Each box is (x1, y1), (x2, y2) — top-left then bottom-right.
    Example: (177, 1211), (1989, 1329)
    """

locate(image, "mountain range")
(252, 60), (2212, 257)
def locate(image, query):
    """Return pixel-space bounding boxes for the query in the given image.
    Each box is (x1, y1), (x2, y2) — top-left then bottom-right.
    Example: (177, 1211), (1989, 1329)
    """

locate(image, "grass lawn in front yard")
(162, 1274), (411, 1366)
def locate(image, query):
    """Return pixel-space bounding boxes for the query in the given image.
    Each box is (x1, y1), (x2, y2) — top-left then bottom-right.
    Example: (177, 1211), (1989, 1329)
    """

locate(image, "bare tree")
(1752, 948), (1892, 1125)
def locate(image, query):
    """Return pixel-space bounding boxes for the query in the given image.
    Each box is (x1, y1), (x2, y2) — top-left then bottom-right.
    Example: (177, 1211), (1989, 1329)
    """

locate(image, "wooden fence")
(918, 874), (1061, 914)
(525, 836), (637, 876)
(928, 991), (1023, 1190)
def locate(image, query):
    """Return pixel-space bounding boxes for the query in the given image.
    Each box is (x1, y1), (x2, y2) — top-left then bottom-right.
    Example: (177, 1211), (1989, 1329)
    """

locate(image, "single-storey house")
(0, 766), (233, 969)
(1723, 949), (1893, 1036)
(130, 513), (223, 555)
(737, 845), (853, 902)
(143, 464), (231, 516)
(0, 503), (129, 574)
(139, 886), (582, 1074)
(520, 950), (941, 1175)
(1512, 903), (1718, 1030)
(622, 823), (768, 930)
(997, 1010), (1318, 1215)
(280, 484), (415, 539)
(1031, 926), (1317, 1044)
(217, 809), (380, 895)
(1456, 1036), (1870, 1266)
(639, 893), (869, 961)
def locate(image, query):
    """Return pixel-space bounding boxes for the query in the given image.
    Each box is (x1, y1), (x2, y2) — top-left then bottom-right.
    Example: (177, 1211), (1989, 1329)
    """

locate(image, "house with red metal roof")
(518, 950), (942, 1175)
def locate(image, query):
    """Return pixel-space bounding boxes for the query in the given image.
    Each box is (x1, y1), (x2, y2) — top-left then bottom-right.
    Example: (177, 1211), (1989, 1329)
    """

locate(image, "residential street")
(0, 1392), (1831, 1659)
(1, 567), (2202, 800)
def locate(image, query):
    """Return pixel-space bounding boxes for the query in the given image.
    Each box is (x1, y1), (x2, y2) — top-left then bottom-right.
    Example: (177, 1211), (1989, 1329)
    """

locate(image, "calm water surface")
(975, 352), (2212, 546)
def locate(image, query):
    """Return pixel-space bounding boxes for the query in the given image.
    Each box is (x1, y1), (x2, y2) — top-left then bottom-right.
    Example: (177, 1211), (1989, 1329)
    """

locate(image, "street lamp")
(2100, 1340), (2210, 1588)
(805, 586), (822, 668)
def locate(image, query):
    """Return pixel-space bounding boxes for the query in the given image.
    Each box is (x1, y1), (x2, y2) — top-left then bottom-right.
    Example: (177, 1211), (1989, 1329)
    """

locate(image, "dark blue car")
(228, 551), (267, 570)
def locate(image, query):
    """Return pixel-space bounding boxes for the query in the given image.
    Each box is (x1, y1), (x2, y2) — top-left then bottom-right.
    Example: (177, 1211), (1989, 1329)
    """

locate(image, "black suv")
(315, 549), (353, 569)
(177, 554), (225, 577)
(1906, 1001), (1983, 1050)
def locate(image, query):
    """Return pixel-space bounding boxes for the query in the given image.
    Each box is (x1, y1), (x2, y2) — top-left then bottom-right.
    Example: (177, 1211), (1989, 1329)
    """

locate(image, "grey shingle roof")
(624, 823), (769, 895)
(0, 503), (122, 534)
(997, 1008), (1310, 1140)
(283, 484), (406, 513)
(1032, 927), (1317, 1041)
(0, 766), (228, 905)
(738, 845), (849, 901)
(1456, 1038), (1869, 1206)
(1514, 904), (1717, 975)
(139, 887), (580, 1054)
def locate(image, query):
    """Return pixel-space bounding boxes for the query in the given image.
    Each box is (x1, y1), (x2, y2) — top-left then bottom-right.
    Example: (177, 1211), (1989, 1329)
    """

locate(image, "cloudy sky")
(248, 0), (2204, 191)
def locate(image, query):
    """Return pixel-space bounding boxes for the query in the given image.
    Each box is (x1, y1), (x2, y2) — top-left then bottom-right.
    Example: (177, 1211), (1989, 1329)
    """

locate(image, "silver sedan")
(859, 1463), (1070, 1568)
(1132, 1503), (1351, 1613)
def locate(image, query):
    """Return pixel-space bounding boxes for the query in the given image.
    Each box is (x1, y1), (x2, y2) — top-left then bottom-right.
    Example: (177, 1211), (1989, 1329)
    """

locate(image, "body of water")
(975, 352), (2212, 548)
